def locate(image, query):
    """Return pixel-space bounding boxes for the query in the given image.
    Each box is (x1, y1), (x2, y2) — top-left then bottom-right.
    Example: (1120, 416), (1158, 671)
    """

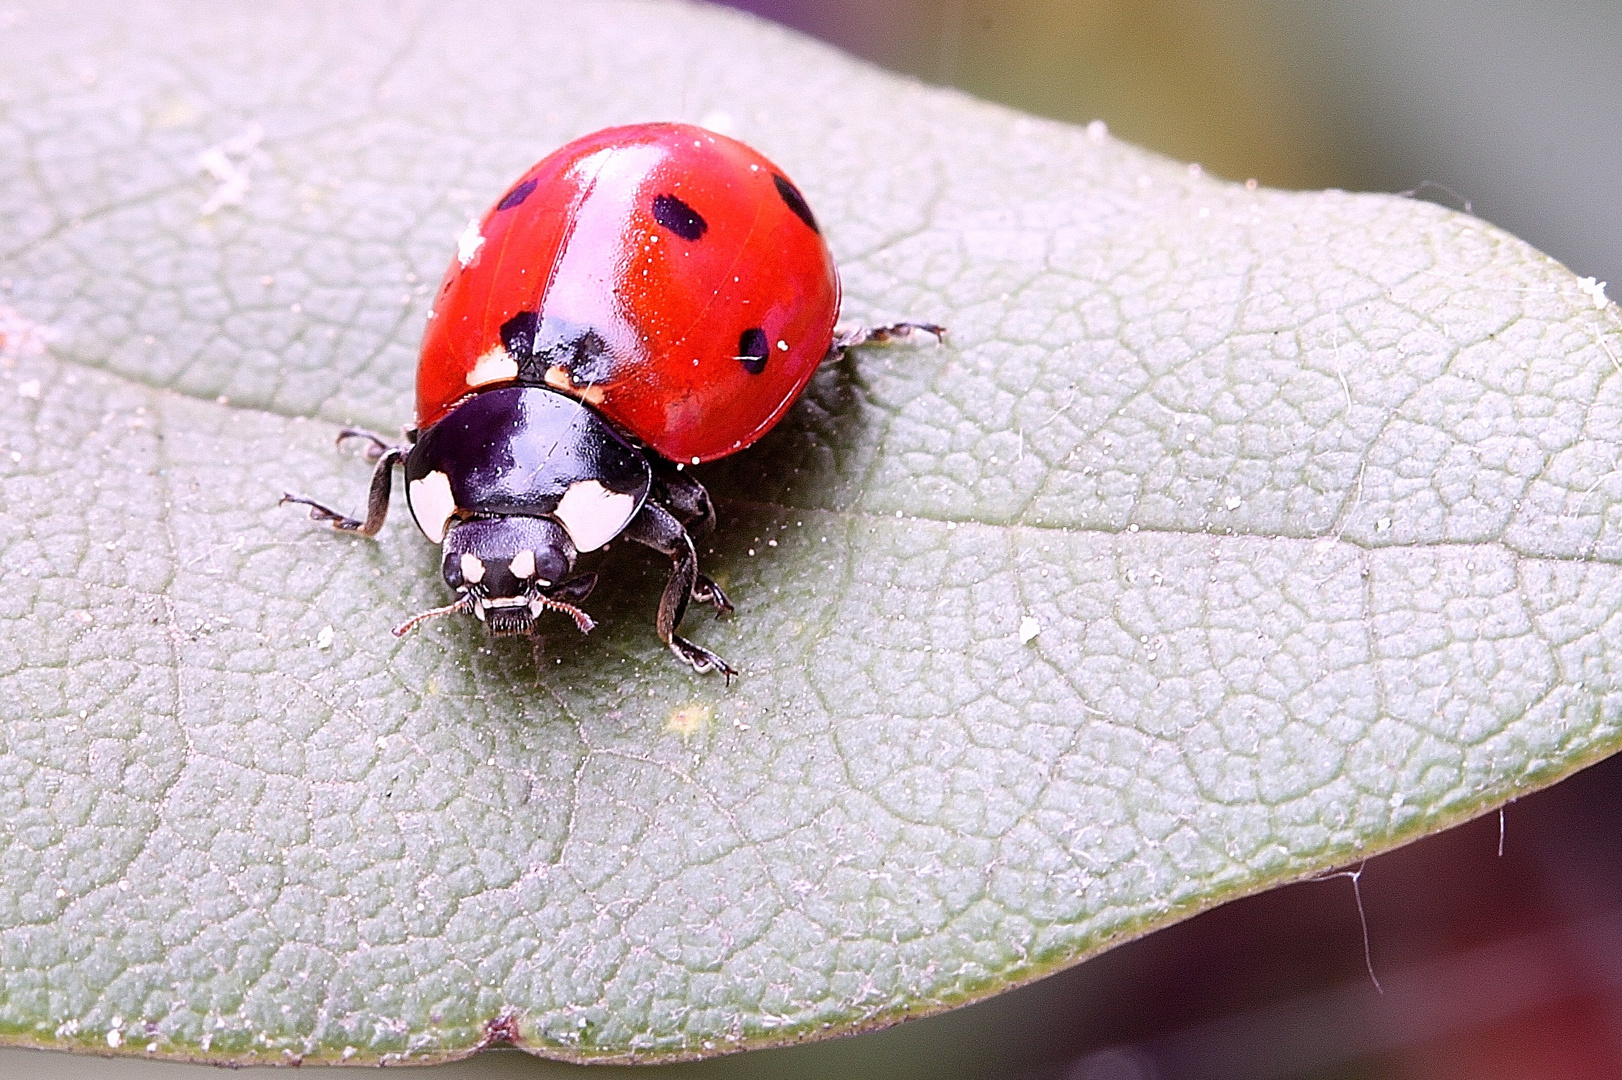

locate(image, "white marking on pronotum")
(457, 219), (485, 267)
(408, 470), (457, 543)
(509, 549), (536, 579)
(466, 345), (518, 387)
(460, 553), (485, 584)
(553, 479), (637, 552)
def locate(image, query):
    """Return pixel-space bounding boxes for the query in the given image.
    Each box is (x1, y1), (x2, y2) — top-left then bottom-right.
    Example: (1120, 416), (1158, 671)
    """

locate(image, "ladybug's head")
(393, 516), (597, 638)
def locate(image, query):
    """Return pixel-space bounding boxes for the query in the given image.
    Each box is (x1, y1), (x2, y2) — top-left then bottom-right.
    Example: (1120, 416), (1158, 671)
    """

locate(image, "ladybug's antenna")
(538, 594), (597, 634)
(392, 594), (474, 637)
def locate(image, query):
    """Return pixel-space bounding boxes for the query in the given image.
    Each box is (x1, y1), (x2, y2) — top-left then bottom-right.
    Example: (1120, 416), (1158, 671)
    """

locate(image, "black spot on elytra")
(500, 310), (539, 359)
(497, 178), (538, 211)
(502, 312), (617, 385)
(652, 194), (707, 241)
(539, 326), (612, 385)
(738, 327), (769, 374)
(773, 174), (818, 233)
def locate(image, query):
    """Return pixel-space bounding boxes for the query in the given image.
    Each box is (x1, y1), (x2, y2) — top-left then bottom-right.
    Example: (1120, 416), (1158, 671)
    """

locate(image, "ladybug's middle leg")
(622, 500), (736, 681)
(280, 446), (404, 537)
(652, 465), (717, 537)
(650, 465), (732, 615)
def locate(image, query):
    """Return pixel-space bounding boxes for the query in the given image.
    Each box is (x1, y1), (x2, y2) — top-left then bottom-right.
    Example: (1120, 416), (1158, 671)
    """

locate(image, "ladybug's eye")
(652, 194), (707, 241)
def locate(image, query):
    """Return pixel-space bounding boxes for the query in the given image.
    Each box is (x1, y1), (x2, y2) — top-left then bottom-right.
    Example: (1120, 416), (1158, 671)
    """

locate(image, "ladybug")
(283, 123), (940, 679)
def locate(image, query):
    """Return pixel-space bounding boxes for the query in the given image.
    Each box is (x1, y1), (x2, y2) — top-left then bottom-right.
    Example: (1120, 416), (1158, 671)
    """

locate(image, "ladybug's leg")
(652, 464), (717, 537)
(829, 322), (946, 354)
(335, 427), (403, 463)
(651, 466), (732, 615)
(545, 572), (598, 606)
(622, 501), (736, 681)
(689, 574), (732, 615)
(280, 446), (404, 537)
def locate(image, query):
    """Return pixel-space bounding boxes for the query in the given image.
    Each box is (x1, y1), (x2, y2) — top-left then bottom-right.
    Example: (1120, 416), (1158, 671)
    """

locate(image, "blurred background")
(6, 2), (1620, 1078)
(720, 0), (1621, 292)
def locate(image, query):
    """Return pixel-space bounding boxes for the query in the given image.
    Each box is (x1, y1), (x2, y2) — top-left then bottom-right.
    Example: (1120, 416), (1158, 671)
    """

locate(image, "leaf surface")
(1, 0), (1620, 1065)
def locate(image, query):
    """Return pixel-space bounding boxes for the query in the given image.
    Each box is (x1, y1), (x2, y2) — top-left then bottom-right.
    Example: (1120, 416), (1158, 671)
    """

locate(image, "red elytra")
(415, 122), (841, 464)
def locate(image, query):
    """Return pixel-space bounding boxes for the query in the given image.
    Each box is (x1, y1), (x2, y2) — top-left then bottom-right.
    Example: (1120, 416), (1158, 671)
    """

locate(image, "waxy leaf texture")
(1, 0), (1620, 1065)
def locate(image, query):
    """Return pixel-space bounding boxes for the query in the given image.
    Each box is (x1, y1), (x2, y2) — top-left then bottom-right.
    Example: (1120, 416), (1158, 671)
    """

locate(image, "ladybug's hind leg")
(651, 464), (733, 615)
(623, 501), (736, 681)
(280, 444), (405, 538)
(829, 322), (946, 355)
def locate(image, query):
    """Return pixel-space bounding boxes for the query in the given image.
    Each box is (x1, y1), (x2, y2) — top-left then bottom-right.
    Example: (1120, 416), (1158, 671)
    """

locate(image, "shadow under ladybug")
(281, 385), (741, 678)
(279, 329), (936, 683)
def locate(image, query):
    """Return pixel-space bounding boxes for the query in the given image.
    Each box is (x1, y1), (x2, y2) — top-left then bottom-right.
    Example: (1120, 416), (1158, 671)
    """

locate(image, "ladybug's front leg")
(623, 501), (736, 681)
(280, 440), (406, 538)
(333, 427), (404, 462)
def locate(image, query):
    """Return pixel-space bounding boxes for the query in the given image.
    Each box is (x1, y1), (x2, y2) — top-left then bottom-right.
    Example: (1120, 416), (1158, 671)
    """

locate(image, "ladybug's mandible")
(284, 122), (940, 678)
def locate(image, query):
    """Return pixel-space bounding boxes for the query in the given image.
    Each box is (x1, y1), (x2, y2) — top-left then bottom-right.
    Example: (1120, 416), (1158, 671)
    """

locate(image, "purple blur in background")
(715, 0), (1620, 296)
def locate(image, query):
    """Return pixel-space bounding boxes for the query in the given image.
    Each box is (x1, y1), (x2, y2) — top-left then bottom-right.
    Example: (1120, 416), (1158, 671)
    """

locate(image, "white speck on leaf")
(1019, 616), (1040, 644)
(316, 625), (334, 650)
(17, 379), (40, 399)
(1577, 276), (1610, 309)
(0, 306), (60, 361)
(197, 123), (263, 214)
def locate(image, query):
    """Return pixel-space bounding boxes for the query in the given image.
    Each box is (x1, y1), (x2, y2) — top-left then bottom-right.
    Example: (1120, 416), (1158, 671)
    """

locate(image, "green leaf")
(2, 0), (1620, 1067)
